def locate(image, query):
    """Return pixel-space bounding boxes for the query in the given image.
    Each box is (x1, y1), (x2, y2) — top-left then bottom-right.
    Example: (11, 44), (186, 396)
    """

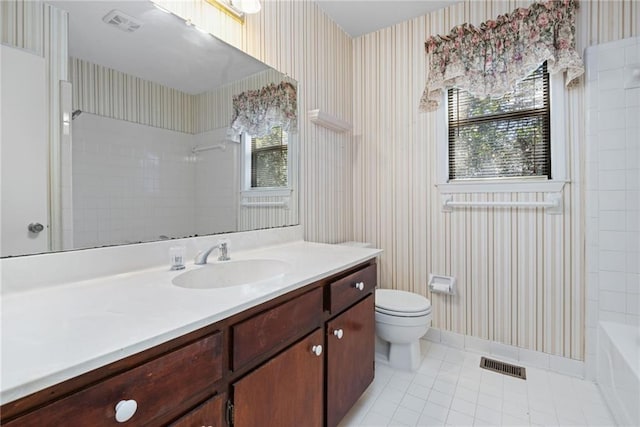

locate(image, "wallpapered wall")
(70, 57), (196, 134)
(351, 0), (637, 361)
(3, 0), (637, 360)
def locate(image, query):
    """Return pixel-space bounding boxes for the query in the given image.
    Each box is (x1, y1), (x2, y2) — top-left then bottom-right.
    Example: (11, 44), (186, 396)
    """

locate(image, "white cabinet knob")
(333, 329), (344, 339)
(311, 344), (323, 356)
(115, 399), (138, 423)
(354, 282), (365, 291)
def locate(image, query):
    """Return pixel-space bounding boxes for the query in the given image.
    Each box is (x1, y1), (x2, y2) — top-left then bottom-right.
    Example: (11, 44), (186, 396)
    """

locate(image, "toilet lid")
(375, 289), (431, 315)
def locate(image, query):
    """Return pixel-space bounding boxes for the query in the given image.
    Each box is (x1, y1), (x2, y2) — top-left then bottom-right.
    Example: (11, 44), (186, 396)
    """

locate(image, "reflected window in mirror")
(250, 127), (288, 188)
(242, 127), (292, 192)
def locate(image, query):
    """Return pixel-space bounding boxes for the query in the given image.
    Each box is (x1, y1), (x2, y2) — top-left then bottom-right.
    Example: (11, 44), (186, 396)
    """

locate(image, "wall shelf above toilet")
(308, 109), (352, 133)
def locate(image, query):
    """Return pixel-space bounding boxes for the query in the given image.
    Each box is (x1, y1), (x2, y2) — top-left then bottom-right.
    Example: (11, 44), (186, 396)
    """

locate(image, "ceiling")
(314, 0), (462, 38)
(48, 1), (269, 94)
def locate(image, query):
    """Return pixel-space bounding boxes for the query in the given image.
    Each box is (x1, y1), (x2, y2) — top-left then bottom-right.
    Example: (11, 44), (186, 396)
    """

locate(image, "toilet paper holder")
(428, 274), (456, 295)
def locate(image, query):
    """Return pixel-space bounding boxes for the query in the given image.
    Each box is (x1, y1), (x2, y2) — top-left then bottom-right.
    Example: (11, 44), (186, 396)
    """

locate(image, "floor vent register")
(479, 356), (527, 380)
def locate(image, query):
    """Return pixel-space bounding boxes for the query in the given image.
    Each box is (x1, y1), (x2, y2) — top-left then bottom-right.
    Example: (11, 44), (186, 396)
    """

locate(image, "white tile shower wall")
(584, 36), (640, 379)
(72, 113), (196, 248)
(193, 130), (238, 235)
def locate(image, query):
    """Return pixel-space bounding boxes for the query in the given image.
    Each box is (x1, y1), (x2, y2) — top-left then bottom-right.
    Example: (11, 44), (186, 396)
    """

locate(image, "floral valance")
(419, 0), (584, 112)
(230, 81), (297, 140)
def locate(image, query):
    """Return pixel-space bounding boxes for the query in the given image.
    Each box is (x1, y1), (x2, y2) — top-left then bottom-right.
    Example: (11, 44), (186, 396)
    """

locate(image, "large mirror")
(0, 0), (299, 258)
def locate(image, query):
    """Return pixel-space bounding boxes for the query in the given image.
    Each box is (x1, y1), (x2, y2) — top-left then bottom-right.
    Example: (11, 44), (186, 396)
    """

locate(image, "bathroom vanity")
(0, 241), (380, 427)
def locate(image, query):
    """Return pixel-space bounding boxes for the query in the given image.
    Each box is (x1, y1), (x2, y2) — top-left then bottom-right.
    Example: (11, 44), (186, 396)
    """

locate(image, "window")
(437, 62), (566, 194)
(245, 126), (288, 189)
(448, 63), (550, 181)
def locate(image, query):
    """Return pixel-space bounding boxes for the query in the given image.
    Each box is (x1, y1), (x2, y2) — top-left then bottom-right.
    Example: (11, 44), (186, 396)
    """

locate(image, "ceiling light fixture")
(232, 0), (261, 14)
(205, 0), (261, 23)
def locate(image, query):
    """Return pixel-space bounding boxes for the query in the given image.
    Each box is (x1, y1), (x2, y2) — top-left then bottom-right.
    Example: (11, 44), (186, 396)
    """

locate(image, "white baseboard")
(423, 327), (585, 379)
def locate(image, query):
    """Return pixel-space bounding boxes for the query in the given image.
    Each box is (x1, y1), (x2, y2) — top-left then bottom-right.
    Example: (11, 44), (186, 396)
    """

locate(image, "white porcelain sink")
(172, 259), (290, 289)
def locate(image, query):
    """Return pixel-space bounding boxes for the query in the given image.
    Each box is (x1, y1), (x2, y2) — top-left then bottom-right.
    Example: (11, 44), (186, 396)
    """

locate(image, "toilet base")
(388, 340), (422, 371)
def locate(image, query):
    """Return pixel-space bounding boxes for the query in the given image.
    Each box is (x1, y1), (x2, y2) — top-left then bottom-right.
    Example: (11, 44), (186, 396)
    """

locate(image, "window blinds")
(447, 63), (551, 180)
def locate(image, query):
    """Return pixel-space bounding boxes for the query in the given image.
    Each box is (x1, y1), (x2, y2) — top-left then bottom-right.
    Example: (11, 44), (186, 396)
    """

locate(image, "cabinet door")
(326, 295), (375, 427)
(232, 329), (324, 427)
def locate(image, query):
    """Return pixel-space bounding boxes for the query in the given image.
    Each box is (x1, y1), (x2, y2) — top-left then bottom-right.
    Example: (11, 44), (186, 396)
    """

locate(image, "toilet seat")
(376, 306), (431, 317)
(375, 289), (431, 317)
(374, 289), (432, 371)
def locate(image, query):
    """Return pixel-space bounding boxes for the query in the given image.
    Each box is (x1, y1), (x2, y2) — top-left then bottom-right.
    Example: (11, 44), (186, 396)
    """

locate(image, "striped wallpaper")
(69, 57), (196, 134)
(70, 58), (294, 135)
(351, 0), (638, 360)
(5, 0), (637, 360)
(0, 0), (43, 55)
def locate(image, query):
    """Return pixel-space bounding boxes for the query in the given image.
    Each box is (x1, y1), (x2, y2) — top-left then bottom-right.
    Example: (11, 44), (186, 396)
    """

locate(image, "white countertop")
(0, 241), (381, 405)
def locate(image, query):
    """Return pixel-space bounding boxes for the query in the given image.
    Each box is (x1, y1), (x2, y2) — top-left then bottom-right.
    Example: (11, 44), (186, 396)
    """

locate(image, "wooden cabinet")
(326, 295), (375, 427)
(3, 332), (223, 427)
(231, 329), (325, 427)
(1, 261), (376, 427)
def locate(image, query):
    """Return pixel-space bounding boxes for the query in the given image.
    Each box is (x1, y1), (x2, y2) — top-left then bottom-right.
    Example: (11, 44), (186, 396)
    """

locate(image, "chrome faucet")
(194, 240), (230, 265)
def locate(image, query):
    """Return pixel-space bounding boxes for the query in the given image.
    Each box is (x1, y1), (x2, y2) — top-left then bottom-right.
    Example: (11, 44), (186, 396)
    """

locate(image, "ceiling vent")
(102, 10), (143, 33)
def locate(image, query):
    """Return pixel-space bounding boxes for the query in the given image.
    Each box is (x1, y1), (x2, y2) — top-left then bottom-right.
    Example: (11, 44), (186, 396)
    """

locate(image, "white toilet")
(375, 289), (432, 371)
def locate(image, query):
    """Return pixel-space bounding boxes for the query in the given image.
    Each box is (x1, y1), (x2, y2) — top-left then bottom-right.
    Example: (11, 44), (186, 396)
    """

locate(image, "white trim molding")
(437, 179), (567, 194)
(423, 328), (585, 378)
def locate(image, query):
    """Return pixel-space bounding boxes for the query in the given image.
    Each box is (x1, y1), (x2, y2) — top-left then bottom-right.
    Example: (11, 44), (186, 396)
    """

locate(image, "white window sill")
(436, 179), (568, 194)
(240, 188), (292, 209)
(241, 188), (292, 198)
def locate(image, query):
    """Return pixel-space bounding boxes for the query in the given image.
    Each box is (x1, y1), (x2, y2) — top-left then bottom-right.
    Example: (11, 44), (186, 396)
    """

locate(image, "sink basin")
(172, 259), (290, 289)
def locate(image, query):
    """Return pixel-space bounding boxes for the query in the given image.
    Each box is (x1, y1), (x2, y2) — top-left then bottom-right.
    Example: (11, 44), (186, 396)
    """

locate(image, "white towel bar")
(192, 144), (226, 153)
(241, 200), (289, 208)
(441, 193), (562, 214)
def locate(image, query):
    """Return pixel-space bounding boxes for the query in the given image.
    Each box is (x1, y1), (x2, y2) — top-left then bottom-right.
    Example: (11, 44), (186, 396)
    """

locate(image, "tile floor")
(339, 341), (616, 427)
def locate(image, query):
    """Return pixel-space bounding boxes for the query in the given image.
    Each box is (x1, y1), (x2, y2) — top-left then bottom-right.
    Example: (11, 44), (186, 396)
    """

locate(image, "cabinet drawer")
(232, 287), (323, 370)
(6, 332), (223, 427)
(329, 264), (376, 314)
